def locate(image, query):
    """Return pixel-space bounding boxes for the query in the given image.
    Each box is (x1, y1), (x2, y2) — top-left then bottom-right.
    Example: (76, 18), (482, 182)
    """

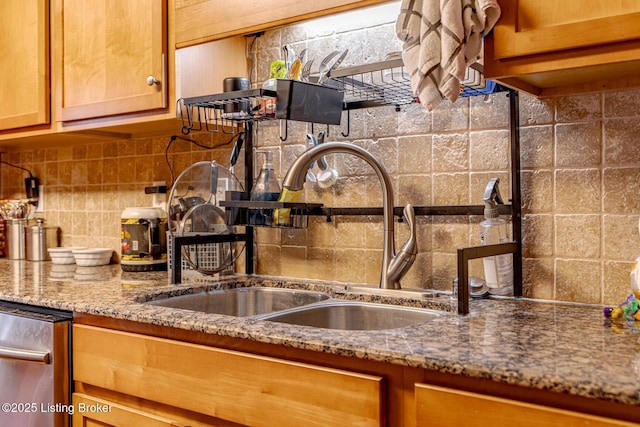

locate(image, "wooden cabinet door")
(175, 0), (389, 47)
(60, 0), (167, 121)
(72, 393), (184, 427)
(0, 0), (49, 131)
(492, 0), (640, 59)
(415, 383), (638, 427)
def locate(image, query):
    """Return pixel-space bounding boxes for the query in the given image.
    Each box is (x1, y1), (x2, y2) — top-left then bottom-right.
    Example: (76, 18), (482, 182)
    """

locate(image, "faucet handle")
(387, 204), (417, 288)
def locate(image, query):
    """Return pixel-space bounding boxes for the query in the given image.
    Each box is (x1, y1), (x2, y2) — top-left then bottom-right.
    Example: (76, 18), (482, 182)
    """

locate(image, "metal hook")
(279, 119), (288, 142)
(341, 109), (351, 137)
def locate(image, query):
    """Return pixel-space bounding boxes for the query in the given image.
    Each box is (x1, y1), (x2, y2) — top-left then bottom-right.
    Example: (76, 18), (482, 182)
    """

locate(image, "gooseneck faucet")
(281, 142), (417, 289)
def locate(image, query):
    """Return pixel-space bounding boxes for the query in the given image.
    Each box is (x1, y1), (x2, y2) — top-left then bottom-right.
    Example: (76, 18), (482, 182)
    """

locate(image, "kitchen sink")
(257, 301), (444, 330)
(145, 287), (331, 317)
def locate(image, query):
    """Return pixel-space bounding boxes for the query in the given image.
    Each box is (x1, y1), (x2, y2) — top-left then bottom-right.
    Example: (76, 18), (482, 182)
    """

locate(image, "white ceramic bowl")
(48, 247), (87, 264)
(72, 248), (113, 267)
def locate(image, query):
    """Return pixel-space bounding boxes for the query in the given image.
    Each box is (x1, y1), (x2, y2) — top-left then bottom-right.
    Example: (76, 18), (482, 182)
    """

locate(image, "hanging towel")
(396, 0), (500, 110)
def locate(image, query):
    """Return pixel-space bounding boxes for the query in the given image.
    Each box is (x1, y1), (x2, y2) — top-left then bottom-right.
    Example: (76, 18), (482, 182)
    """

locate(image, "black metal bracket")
(456, 242), (519, 314)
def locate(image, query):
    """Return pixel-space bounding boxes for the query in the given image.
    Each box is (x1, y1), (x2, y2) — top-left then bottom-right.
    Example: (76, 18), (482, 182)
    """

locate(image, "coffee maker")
(120, 207), (167, 271)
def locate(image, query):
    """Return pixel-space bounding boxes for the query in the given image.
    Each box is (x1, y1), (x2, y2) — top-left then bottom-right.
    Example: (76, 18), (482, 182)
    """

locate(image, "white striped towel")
(396, 0), (500, 110)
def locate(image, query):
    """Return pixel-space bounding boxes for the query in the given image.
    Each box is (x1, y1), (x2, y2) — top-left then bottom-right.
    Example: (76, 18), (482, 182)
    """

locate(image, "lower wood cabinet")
(415, 383), (638, 427)
(72, 393), (184, 427)
(72, 324), (384, 427)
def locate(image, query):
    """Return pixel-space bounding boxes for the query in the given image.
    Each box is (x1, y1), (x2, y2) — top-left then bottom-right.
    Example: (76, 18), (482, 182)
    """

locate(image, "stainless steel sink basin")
(146, 287), (331, 317)
(258, 301), (443, 330)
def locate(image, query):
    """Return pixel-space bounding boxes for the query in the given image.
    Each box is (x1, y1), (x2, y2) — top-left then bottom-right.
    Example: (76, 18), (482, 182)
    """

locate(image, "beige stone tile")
(603, 215), (640, 260)
(86, 142), (103, 159)
(603, 167), (640, 214)
(333, 176), (366, 207)
(103, 141), (119, 158)
(398, 135), (431, 174)
(522, 257), (554, 299)
(365, 249), (383, 285)
(72, 161), (88, 184)
(86, 187), (103, 211)
(401, 252), (432, 289)
(432, 217), (470, 253)
(521, 214), (553, 258)
(604, 118), (640, 165)
(117, 158), (136, 184)
(305, 247), (335, 281)
(555, 259), (601, 304)
(58, 161), (73, 186)
(72, 186), (87, 211)
(519, 94), (554, 125)
(333, 217), (365, 249)
(45, 147), (59, 162)
(364, 105), (399, 139)
(433, 173), (469, 205)
(556, 93), (601, 122)
(281, 228), (307, 247)
(554, 169), (601, 213)
(255, 227), (281, 246)
(86, 160), (104, 185)
(397, 174), (431, 206)
(555, 122), (601, 167)
(364, 221), (384, 250)
(469, 130), (510, 171)
(520, 126), (553, 169)
(398, 103), (432, 134)
(70, 211), (88, 236)
(604, 89), (640, 118)
(135, 139), (153, 156)
(256, 244), (281, 276)
(102, 158), (119, 184)
(412, 219), (432, 253)
(307, 220), (336, 248)
(117, 141), (136, 158)
(135, 157), (153, 183)
(469, 92), (510, 129)
(432, 97), (468, 132)
(72, 145), (87, 160)
(432, 134), (469, 172)
(431, 252), (457, 290)
(521, 170), (553, 214)
(58, 147), (74, 161)
(603, 261), (634, 305)
(364, 137), (397, 175)
(44, 163), (60, 186)
(555, 215), (600, 258)
(335, 248), (366, 284)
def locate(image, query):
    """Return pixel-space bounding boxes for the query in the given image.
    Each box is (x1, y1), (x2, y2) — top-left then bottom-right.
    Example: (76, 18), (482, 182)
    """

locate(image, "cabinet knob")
(146, 75), (161, 86)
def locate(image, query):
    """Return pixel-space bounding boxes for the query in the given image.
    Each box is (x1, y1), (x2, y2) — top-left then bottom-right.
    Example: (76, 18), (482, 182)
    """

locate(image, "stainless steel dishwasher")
(0, 302), (72, 427)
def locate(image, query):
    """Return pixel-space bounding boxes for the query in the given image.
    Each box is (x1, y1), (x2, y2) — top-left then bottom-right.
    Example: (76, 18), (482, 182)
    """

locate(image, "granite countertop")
(1, 260), (639, 408)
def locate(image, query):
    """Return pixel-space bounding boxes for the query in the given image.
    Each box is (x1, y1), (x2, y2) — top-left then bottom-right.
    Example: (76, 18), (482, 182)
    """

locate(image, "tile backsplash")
(2, 3), (640, 306)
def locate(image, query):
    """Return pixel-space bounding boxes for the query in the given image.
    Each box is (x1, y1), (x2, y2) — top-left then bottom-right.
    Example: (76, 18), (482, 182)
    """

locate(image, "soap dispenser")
(479, 178), (514, 295)
(249, 150), (281, 225)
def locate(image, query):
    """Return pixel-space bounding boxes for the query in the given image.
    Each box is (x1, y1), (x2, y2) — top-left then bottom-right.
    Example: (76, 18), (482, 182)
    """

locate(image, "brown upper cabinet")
(60, 0), (168, 121)
(174, 0), (390, 48)
(484, 0), (640, 96)
(0, 0), (50, 131)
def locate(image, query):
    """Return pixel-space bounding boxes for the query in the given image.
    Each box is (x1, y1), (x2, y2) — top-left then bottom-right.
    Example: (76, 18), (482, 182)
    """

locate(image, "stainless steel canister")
(25, 219), (60, 261)
(5, 219), (27, 260)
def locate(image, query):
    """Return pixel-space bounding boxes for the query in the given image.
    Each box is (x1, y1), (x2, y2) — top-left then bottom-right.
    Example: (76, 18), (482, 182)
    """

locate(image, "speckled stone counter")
(1, 259), (639, 409)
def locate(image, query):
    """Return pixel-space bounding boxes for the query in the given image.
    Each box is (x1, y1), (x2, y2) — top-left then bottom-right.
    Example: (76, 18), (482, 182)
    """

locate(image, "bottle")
(249, 150), (281, 225)
(479, 178), (514, 296)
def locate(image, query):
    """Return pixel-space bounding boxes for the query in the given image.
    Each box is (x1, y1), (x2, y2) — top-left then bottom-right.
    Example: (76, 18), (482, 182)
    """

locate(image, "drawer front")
(415, 383), (636, 427)
(492, 0), (640, 59)
(73, 325), (383, 427)
(72, 393), (184, 427)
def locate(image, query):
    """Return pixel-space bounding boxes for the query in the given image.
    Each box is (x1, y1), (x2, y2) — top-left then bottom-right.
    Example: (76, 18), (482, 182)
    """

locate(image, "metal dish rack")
(176, 59), (520, 315)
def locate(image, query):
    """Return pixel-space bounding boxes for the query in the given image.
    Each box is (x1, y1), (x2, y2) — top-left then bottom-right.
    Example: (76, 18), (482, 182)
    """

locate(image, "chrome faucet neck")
(282, 142), (415, 289)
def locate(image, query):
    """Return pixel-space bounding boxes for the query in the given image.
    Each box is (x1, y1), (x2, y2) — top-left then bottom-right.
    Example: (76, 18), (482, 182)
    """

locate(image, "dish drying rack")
(175, 59), (520, 314)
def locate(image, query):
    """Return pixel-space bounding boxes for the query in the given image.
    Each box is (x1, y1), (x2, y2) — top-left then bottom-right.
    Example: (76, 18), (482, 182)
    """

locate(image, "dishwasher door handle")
(0, 345), (50, 364)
